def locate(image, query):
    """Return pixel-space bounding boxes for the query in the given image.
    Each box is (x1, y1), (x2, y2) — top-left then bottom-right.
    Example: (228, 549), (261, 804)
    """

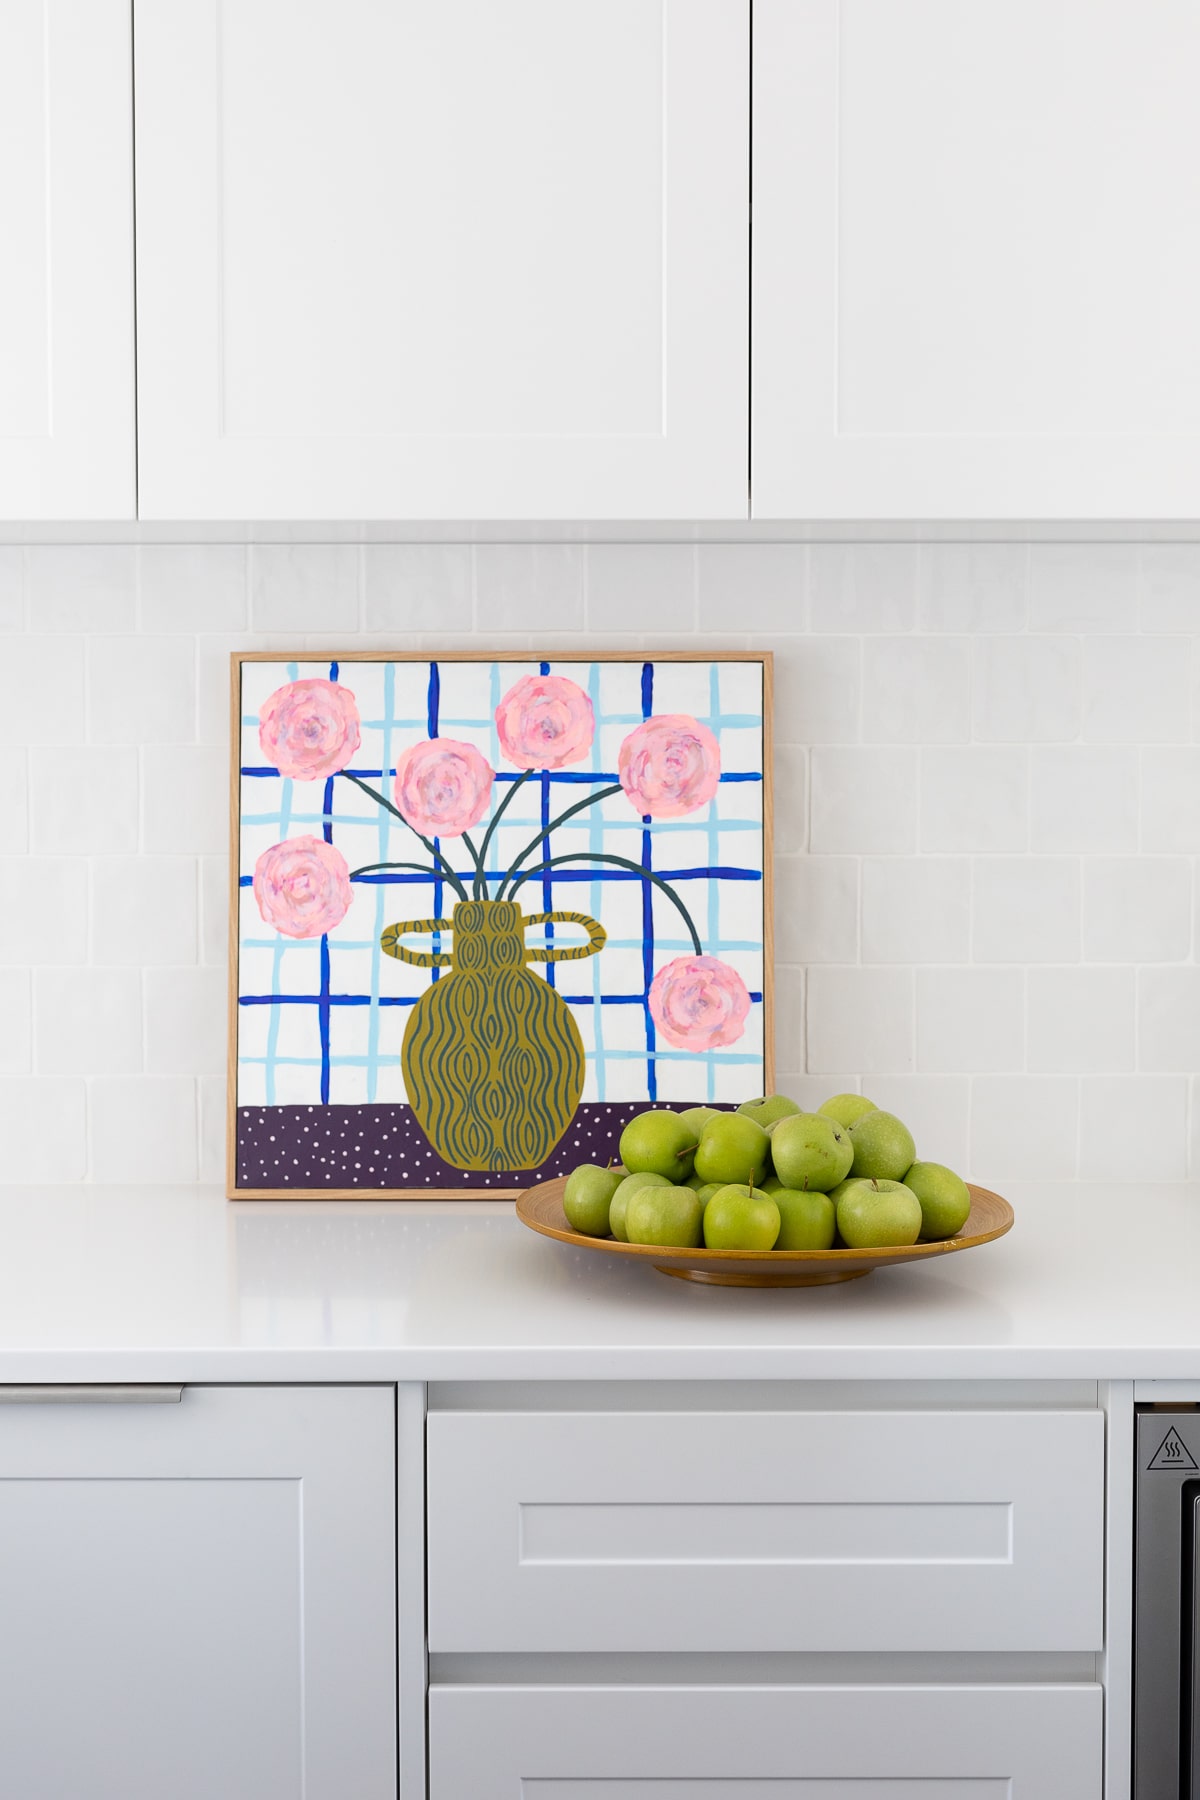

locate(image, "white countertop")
(0, 1182), (1194, 1383)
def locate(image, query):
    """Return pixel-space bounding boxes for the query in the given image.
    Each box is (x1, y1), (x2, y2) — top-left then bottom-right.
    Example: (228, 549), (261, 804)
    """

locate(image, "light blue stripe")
(367, 663), (396, 1101)
(261, 659), (299, 1104)
(588, 661), (606, 1100)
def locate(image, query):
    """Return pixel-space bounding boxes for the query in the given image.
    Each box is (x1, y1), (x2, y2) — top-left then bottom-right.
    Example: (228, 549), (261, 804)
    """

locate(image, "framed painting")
(227, 652), (773, 1197)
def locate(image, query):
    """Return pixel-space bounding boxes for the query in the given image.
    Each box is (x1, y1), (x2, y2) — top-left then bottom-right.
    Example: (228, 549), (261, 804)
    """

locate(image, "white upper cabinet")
(753, 0), (1200, 519)
(134, 0), (749, 521)
(0, 1), (134, 519)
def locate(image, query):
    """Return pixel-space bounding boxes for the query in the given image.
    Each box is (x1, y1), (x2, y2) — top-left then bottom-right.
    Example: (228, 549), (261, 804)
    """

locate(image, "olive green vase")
(381, 899), (606, 1171)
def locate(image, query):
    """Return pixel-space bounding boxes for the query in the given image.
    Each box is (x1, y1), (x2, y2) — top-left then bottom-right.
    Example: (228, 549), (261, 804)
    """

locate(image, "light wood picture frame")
(228, 650), (773, 1198)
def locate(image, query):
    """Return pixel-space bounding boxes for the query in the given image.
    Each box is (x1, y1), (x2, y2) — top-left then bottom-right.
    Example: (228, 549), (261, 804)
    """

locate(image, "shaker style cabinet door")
(0, 1), (134, 519)
(0, 1386), (396, 1800)
(753, 0), (1200, 519)
(134, 0), (749, 520)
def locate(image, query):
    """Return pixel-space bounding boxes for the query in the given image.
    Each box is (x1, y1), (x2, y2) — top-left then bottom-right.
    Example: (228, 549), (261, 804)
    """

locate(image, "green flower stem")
(473, 768), (533, 896)
(460, 830), (486, 896)
(348, 858), (454, 882)
(508, 850), (703, 955)
(339, 771), (470, 902)
(498, 782), (623, 899)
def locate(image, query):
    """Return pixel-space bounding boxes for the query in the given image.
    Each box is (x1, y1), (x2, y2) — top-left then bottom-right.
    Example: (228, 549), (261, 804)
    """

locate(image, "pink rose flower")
(648, 954), (751, 1051)
(253, 835), (354, 939)
(258, 678), (361, 781)
(618, 714), (721, 818)
(495, 673), (595, 770)
(393, 738), (494, 838)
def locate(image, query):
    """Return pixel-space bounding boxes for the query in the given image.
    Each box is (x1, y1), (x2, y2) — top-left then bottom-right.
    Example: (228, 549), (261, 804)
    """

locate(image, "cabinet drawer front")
(427, 1410), (1103, 1651)
(429, 1683), (1102, 1798)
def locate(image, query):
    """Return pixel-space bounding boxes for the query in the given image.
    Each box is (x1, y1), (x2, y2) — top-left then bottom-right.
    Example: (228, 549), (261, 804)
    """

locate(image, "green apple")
(836, 1177), (922, 1249)
(847, 1110), (916, 1182)
(694, 1113), (771, 1187)
(703, 1184), (781, 1251)
(626, 1184), (704, 1249)
(609, 1170), (671, 1241)
(678, 1105), (722, 1139)
(769, 1112), (853, 1192)
(905, 1161), (972, 1241)
(619, 1109), (698, 1181)
(761, 1174), (784, 1194)
(818, 1093), (878, 1130)
(692, 1182), (723, 1210)
(563, 1163), (622, 1237)
(737, 1093), (802, 1130)
(773, 1186), (836, 1251)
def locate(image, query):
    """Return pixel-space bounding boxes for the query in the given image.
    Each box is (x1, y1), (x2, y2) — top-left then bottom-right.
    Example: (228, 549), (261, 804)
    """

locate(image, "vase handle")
(380, 917), (455, 967)
(524, 911), (607, 963)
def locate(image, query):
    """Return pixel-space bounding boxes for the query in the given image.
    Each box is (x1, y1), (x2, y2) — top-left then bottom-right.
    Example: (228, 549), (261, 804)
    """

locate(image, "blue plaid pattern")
(236, 658), (765, 1108)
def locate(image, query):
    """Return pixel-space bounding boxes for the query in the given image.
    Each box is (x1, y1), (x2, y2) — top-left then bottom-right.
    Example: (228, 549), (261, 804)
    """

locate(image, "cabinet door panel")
(427, 1408), (1104, 1651)
(0, 1386), (395, 1800)
(0, 0), (134, 518)
(753, 0), (1200, 517)
(429, 1684), (1102, 1798)
(135, 0), (748, 519)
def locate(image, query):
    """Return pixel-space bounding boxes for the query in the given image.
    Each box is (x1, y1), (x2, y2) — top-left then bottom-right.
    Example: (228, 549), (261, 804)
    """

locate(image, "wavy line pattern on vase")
(402, 963), (584, 1170)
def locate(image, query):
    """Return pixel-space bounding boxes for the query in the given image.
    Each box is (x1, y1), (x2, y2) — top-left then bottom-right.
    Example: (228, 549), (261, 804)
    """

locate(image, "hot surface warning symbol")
(1148, 1427), (1198, 1471)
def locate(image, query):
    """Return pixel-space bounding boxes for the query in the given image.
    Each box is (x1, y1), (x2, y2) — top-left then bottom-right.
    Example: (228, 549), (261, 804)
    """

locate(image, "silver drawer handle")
(0, 1386), (183, 1404)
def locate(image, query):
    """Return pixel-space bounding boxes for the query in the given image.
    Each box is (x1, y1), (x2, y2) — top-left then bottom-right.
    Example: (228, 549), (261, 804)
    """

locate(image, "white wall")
(1, 534), (1198, 1184)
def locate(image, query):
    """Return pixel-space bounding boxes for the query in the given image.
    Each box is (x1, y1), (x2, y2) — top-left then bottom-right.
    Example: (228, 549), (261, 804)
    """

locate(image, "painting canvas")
(228, 652), (772, 1196)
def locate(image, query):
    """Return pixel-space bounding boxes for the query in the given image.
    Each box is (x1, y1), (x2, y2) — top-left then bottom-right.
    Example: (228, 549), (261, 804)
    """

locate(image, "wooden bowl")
(516, 1177), (1014, 1287)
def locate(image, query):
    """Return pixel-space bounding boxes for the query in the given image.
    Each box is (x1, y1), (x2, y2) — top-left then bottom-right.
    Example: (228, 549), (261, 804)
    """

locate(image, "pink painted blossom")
(258, 678), (361, 781)
(253, 835), (353, 940)
(648, 954), (751, 1051)
(393, 738), (494, 838)
(618, 714), (721, 818)
(495, 673), (595, 770)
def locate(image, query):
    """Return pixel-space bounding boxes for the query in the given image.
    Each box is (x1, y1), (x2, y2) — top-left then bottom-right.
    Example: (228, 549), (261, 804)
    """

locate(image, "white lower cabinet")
(0, 1384), (397, 1800)
(429, 1682), (1103, 1798)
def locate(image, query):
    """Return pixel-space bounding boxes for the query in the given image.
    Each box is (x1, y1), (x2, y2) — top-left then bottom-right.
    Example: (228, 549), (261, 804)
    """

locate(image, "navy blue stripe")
(318, 935), (331, 1103)
(239, 990), (765, 1008)
(241, 765), (762, 784)
(427, 661), (440, 736)
(640, 660), (656, 1102)
(329, 659), (339, 682)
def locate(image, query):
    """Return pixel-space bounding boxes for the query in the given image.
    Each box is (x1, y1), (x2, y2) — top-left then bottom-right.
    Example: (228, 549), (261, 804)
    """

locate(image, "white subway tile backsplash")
(916, 968), (1025, 1074)
(971, 1076), (1079, 1180)
(1078, 1076), (1188, 1181)
(811, 747), (917, 853)
(1, 532), (1197, 1183)
(764, 637), (861, 747)
(776, 855), (858, 965)
(142, 746), (228, 855)
(917, 542), (1028, 634)
(971, 857), (1080, 963)
(0, 637), (86, 746)
(809, 543), (917, 633)
(250, 544), (360, 633)
(1138, 967), (1200, 1072)
(27, 546), (136, 631)
(89, 1076), (198, 1183)
(139, 544), (247, 632)
(30, 747), (139, 854)
(1030, 746), (1139, 852)
(0, 969), (31, 1072)
(363, 544), (474, 633)
(144, 966), (226, 1076)
(1026, 967), (1135, 1074)
(34, 968), (143, 1075)
(91, 858), (198, 966)
(0, 1078), (87, 1181)
(1141, 748), (1200, 853)
(861, 637), (970, 744)
(1082, 636), (1190, 744)
(861, 856), (970, 963)
(806, 966), (914, 1075)
(87, 636), (196, 744)
(921, 747), (1028, 852)
(0, 858), (86, 965)
(1083, 857), (1191, 963)
(1028, 543), (1138, 631)
(697, 544), (804, 631)
(971, 636), (1080, 743)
